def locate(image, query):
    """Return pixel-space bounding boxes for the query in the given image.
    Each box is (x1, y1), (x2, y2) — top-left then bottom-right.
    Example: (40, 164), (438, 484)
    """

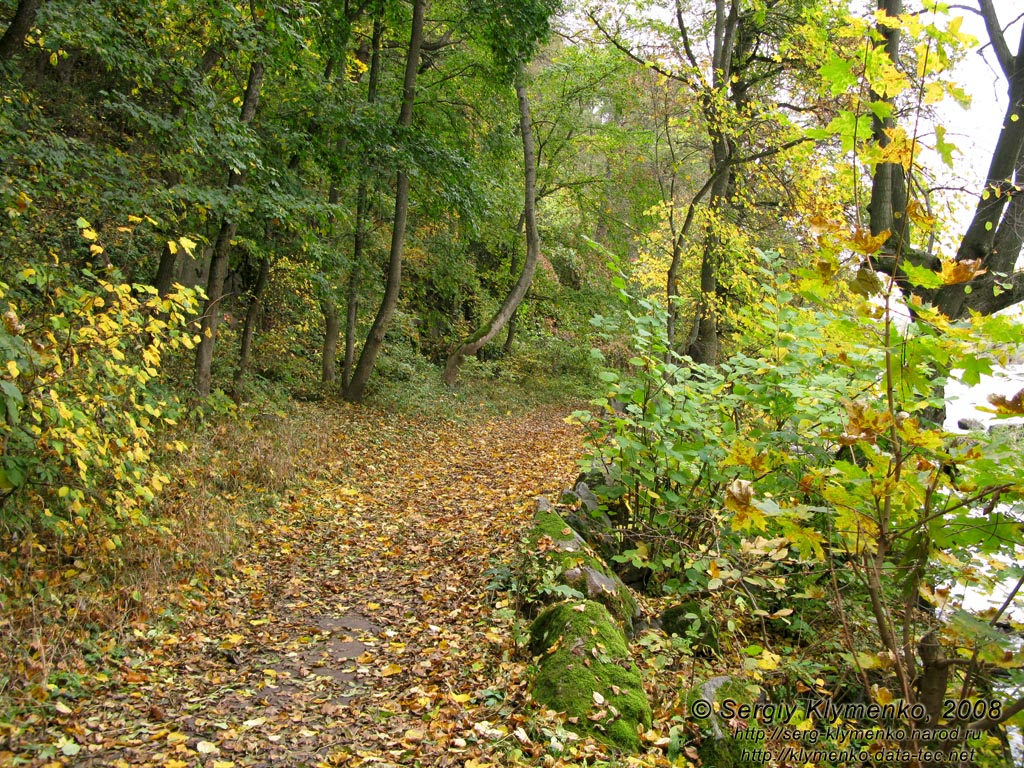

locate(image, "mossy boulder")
(530, 600), (652, 751)
(529, 505), (640, 634)
(662, 600), (720, 657)
(684, 676), (765, 767)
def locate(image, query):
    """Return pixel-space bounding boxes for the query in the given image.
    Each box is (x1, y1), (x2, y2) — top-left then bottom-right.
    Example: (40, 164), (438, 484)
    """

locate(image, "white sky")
(936, 1), (1023, 229)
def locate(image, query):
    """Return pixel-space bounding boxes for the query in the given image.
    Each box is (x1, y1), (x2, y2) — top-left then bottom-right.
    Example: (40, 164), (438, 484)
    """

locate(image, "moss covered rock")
(684, 676), (766, 767)
(530, 600), (652, 751)
(529, 506), (640, 634)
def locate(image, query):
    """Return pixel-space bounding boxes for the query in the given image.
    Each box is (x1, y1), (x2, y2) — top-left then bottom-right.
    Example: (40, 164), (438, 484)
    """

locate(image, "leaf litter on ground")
(7, 404), (704, 767)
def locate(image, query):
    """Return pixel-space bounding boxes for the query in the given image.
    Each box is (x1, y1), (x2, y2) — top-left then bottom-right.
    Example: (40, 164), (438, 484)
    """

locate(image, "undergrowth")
(0, 400), (316, 725)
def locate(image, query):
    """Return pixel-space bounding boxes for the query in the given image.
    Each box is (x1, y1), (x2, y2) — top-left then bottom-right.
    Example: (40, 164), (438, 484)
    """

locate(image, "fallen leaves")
(7, 405), (587, 766)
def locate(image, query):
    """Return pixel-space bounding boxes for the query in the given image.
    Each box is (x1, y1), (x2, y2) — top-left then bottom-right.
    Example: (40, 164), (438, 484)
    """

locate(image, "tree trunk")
(322, 298), (340, 384)
(343, 0), (425, 403)
(935, 16), (1024, 318)
(342, 264), (359, 387)
(867, 0), (909, 251)
(0, 0), (42, 62)
(153, 44), (223, 297)
(337, 13), (382, 391)
(194, 59), (265, 396)
(442, 62), (539, 386)
(682, 1), (738, 365)
(233, 246), (272, 389)
(685, 131), (731, 365)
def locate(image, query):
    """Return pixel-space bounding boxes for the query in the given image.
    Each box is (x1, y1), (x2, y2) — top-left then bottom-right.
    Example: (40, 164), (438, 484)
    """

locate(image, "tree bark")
(321, 298), (340, 384)
(442, 62), (539, 386)
(0, 0), (42, 62)
(233, 250), (271, 389)
(867, 0), (909, 251)
(194, 59), (265, 396)
(935, 14), (1024, 318)
(233, 218), (274, 387)
(343, 0), (425, 402)
(153, 44), (223, 297)
(682, 0), (738, 365)
(333, 12), (382, 390)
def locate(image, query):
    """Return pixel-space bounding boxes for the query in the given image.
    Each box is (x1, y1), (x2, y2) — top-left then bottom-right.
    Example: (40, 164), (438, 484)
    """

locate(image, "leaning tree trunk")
(0, 0), (42, 62)
(442, 62), (539, 386)
(194, 59), (264, 396)
(343, 0), (425, 403)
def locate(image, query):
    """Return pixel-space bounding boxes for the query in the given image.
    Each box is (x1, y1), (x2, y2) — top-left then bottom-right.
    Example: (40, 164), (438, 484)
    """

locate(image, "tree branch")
(976, 0), (1014, 78)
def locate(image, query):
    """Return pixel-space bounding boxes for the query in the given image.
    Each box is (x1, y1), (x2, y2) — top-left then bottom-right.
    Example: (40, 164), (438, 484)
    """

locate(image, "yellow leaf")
(380, 663), (403, 677)
(757, 650), (781, 670)
(166, 240), (178, 255)
(875, 686), (893, 705)
(7, 360), (19, 378)
(179, 236), (198, 255)
(81, 228), (98, 241)
(848, 228), (890, 255)
(940, 258), (985, 285)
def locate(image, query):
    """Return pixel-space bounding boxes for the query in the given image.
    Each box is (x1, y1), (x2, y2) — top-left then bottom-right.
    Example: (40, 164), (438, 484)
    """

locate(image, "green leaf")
(934, 125), (956, 168)
(818, 55), (857, 95)
(902, 262), (943, 289)
(957, 354), (993, 386)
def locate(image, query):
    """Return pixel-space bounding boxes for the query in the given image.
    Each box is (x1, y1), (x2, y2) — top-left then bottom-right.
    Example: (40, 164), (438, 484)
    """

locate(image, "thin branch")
(586, 11), (696, 91)
(976, 0), (1015, 78)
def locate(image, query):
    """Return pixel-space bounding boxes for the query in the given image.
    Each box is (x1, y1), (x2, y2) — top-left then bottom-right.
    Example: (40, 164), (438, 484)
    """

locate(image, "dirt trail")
(36, 406), (583, 767)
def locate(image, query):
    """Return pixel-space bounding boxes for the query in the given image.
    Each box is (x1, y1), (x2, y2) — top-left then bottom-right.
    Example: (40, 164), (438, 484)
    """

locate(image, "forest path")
(58, 405), (583, 767)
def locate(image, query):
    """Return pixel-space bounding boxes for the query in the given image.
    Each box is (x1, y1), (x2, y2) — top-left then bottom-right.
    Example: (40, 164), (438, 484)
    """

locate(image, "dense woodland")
(2, 0), (1024, 765)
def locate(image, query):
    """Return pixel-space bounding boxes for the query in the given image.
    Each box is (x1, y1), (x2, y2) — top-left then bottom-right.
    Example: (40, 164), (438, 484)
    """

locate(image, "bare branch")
(976, 0), (1015, 78)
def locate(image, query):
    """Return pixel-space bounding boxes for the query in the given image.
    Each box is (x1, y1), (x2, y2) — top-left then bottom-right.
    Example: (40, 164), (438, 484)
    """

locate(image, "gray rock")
(574, 481), (600, 512)
(957, 418), (985, 431)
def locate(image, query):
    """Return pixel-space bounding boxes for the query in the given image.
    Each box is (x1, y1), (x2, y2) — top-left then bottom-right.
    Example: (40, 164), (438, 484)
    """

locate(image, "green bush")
(0, 223), (201, 537)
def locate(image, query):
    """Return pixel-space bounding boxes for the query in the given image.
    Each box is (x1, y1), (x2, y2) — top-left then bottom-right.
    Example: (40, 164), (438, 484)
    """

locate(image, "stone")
(683, 676), (766, 767)
(957, 418), (985, 431)
(529, 505), (640, 633)
(530, 600), (652, 751)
